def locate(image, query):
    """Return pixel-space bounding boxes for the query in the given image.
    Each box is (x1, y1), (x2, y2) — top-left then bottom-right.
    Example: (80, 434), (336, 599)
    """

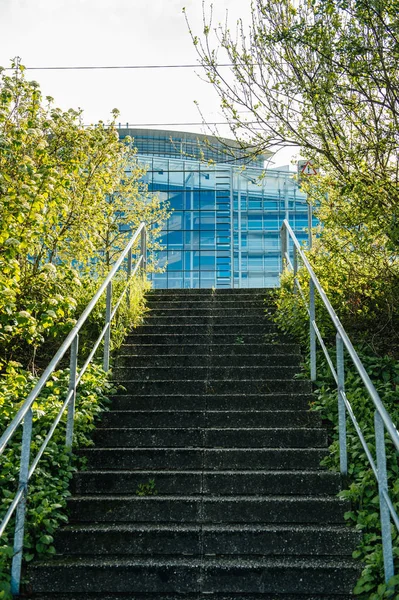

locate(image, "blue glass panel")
(248, 216), (262, 230)
(152, 274), (167, 289)
(167, 251), (183, 271)
(199, 171), (216, 187)
(217, 270), (231, 278)
(248, 234), (263, 250)
(216, 222), (229, 231)
(264, 236), (279, 250)
(199, 231), (215, 248)
(168, 273), (184, 288)
(166, 231), (183, 248)
(199, 190), (216, 209)
(185, 231), (200, 247)
(264, 217), (279, 230)
(157, 251), (168, 268)
(184, 190), (193, 210)
(248, 274), (264, 286)
(248, 197), (262, 210)
(168, 212), (183, 231)
(168, 171), (184, 187)
(169, 192), (184, 210)
(183, 272), (200, 288)
(200, 252), (215, 269)
(184, 252), (191, 271)
(248, 256), (263, 271)
(201, 212), (215, 230)
(200, 271), (216, 287)
(193, 191), (201, 209)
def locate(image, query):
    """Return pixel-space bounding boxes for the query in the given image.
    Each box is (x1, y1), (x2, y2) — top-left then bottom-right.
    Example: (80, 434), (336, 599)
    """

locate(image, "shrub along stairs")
(26, 289), (361, 599)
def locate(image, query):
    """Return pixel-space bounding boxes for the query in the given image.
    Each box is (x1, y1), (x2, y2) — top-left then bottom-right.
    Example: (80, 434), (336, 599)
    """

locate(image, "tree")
(0, 60), (169, 369)
(185, 0), (399, 352)
(185, 0), (399, 193)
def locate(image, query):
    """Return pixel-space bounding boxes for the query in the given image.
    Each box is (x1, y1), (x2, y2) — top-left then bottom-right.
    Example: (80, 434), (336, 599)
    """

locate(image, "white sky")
(0, 0), (297, 168)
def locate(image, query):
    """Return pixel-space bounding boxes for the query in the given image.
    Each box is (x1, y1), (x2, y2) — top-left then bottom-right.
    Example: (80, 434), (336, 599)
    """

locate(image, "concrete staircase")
(26, 289), (361, 599)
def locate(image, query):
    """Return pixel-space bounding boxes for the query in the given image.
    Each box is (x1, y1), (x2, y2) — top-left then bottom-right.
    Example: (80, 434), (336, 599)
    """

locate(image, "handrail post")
(280, 224), (287, 270)
(10, 407), (33, 596)
(65, 335), (79, 451)
(336, 333), (347, 476)
(293, 247), (298, 294)
(309, 278), (316, 381)
(103, 281), (112, 372)
(141, 225), (147, 274)
(127, 248), (132, 310)
(374, 410), (394, 584)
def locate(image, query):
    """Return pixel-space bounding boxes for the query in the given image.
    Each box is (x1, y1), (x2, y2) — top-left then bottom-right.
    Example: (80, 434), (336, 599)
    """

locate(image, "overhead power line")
(110, 122), (259, 127)
(5, 63), (237, 71)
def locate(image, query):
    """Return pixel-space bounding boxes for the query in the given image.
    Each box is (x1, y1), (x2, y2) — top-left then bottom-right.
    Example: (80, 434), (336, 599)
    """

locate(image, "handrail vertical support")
(336, 333), (347, 476)
(141, 225), (147, 274)
(374, 410), (394, 584)
(65, 335), (79, 451)
(127, 248), (132, 310)
(293, 247), (298, 294)
(280, 224), (287, 271)
(10, 408), (33, 596)
(103, 281), (112, 372)
(309, 279), (316, 381)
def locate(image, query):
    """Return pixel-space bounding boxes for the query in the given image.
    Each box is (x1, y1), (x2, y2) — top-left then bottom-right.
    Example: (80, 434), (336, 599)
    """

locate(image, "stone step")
(146, 296), (276, 316)
(54, 523), (360, 557)
(124, 333), (288, 345)
(115, 354), (301, 368)
(23, 287), (361, 599)
(143, 316), (273, 325)
(114, 379), (312, 395)
(72, 470), (342, 496)
(112, 365), (300, 381)
(92, 427), (327, 448)
(128, 324), (277, 336)
(99, 410), (321, 429)
(67, 495), (350, 524)
(29, 556), (360, 595)
(147, 289), (273, 298)
(77, 448), (329, 471)
(27, 595), (357, 600)
(118, 343), (300, 356)
(109, 393), (313, 412)
(145, 305), (273, 315)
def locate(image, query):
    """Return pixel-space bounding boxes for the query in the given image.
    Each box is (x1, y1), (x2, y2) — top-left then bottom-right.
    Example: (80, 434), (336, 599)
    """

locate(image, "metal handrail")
(280, 218), (399, 586)
(0, 221), (147, 595)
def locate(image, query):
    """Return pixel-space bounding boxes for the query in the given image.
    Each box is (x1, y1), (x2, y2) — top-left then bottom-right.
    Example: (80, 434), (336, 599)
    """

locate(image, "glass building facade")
(119, 128), (309, 289)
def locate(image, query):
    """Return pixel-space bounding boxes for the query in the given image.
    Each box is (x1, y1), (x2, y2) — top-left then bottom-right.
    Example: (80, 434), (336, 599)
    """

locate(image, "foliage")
(186, 0), (399, 356)
(274, 271), (399, 597)
(275, 233), (399, 357)
(0, 59), (169, 372)
(0, 363), (113, 597)
(0, 60), (170, 597)
(136, 479), (158, 497)
(185, 0), (399, 198)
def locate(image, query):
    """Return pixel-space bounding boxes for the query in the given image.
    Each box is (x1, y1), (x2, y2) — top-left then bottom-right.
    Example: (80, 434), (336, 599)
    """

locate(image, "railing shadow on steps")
(280, 218), (399, 586)
(0, 221), (148, 596)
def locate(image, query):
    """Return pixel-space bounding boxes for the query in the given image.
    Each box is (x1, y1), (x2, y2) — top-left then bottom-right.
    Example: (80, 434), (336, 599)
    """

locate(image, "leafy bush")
(0, 60), (168, 597)
(0, 362), (113, 597)
(274, 273), (399, 598)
